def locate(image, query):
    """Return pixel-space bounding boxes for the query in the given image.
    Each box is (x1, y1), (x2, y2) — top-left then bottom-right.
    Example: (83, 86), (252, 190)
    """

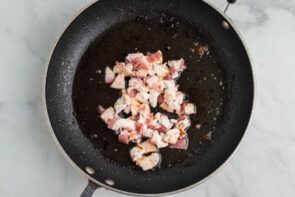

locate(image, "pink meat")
(106, 118), (116, 129)
(147, 50), (163, 64)
(105, 66), (115, 83)
(126, 53), (144, 63)
(97, 105), (105, 114)
(111, 74), (125, 89)
(127, 88), (137, 98)
(169, 138), (188, 150)
(118, 132), (129, 144)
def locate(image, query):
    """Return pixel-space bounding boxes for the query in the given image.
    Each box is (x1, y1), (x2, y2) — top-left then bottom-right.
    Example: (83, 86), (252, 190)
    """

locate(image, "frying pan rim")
(42, 0), (256, 196)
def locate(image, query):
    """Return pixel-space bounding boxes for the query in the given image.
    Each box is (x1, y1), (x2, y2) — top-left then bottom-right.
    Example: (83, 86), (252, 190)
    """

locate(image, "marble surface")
(1, 0), (295, 196)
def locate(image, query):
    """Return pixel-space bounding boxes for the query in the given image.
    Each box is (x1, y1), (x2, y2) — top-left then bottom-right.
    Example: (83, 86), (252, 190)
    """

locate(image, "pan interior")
(73, 16), (227, 169)
(46, 0), (254, 194)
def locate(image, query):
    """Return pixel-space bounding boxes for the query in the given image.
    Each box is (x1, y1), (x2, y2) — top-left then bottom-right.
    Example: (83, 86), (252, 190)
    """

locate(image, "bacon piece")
(139, 103), (151, 118)
(112, 118), (136, 131)
(150, 131), (168, 148)
(176, 115), (191, 130)
(130, 146), (144, 161)
(168, 58), (186, 72)
(184, 103), (197, 115)
(147, 50), (163, 64)
(146, 75), (159, 88)
(175, 91), (185, 104)
(160, 103), (174, 113)
(100, 107), (115, 123)
(126, 53), (144, 63)
(163, 128), (180, 144)
(135, 69), (149, 78)
(166, 101), (181, 112)
(168, 66), (178, 79)
(149, 89), (160, 108)
(114, 97), (127, 114)
(129, 78), (149, 92)
(157, 94), (164, 104)
(164, 80), (177, 92)
(135, 153), (160, 171)
(169, 138), (188, 150)
(129, 131), (140, 142)
(113, 61), (125, 74)
(106, 118), (116, 129)
(118, 131), (129, 144)
(97, 105), (105, 114)
(143, 128), (154, 138)
(164, 90), (176, 103)
(153, 63), (169, 78)
(130, 99), (140, 116)
(123, 63), (133, 76)
(158, 114), (172, 130)
(111, 74), (125, 89)
(105, 66), (115, 83)
(136, 92), (150, 103)
(138, 140), (157, 154)
(139, 124), (147, 136)
(127, 87), (137, 98)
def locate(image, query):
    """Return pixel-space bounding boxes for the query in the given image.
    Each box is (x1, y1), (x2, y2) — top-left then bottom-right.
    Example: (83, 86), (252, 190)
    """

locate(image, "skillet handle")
(80, 180), (101, 197)
(224, 0), (237, 14)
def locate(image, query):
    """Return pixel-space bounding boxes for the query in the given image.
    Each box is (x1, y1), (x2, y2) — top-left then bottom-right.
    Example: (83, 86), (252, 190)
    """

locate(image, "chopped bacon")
(114, 97), (127, 114)
(113, 61), (125, 74)
(146, 75), (159, 88)
(149, 90), (160, 108)
(143, 128), (154, 138)
(100, 50), (197, 170)
(97, 105), (105, 114)
(111, 74), (125, 89)
(123, 63), (133, 76)
(126, 53), (144, 63)
(106, 118), (116, 129)
(105, 66), (115, 83)
(168, 58), (186, 72)
(157, 94), (164, 104)
(127, 87), (137, 98)
(164, 74), (173, 80)
(158, 114), (172, 129)
(157, 125), (168, 132)
(175, 91), (185, 104)
(139, 103), (151, 117)
(176, 116), (191, 130)
(136, 92), (150, 103)
(169, 66), (179, 79)
(169, 138), (188, 150)
(112, 119), (136, 131)
(118, 131), (129, 144)
(139, 140), (157, 154)
(184, 103), (197, 115)
(163, 128), (180, 144)
(153, 64), (169, 78)
(100, 107), (115, 123)
(147, 50), (163, 64)
(130, 146), (144, 161)
(150, 131), (168, 148)
(135, 153), (160, 171)
(160, 103), (174, 113)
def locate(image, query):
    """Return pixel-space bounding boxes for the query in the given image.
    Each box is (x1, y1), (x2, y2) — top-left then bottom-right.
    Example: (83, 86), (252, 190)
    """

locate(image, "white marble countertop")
(1, 0), (295, 196)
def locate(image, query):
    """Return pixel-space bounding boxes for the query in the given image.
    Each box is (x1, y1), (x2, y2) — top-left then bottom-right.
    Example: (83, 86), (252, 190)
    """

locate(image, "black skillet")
(44, 0), (254, 196)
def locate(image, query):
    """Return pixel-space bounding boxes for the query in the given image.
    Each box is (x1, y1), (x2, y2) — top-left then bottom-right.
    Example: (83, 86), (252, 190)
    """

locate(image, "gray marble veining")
(1, 0), (295, 196)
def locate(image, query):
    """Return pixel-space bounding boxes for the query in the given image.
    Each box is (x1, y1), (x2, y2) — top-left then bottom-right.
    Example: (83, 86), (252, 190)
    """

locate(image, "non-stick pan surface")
(45, 0), (254, 195)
